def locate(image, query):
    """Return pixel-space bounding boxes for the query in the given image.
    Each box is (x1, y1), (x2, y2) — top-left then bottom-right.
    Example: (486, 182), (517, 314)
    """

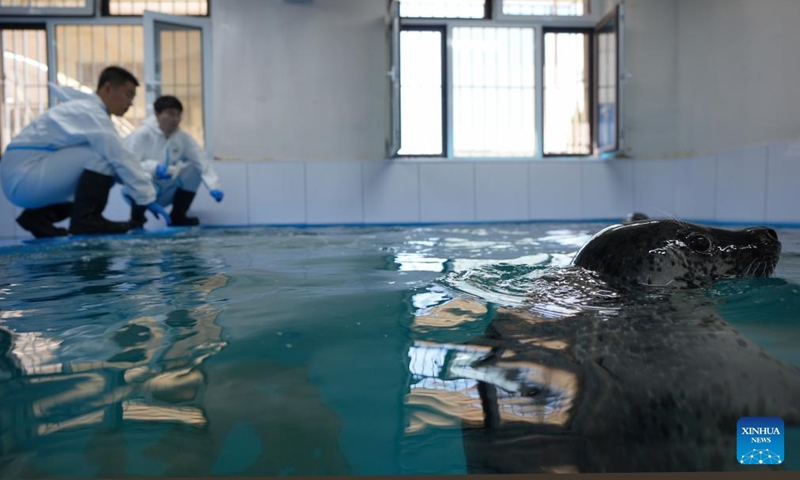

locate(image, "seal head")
(572, 219), (781, 287)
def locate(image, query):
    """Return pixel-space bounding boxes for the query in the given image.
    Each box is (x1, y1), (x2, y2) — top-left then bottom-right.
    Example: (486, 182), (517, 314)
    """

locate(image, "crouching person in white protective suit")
(0, 66), (171, 238)
(122, 95), (224, 228)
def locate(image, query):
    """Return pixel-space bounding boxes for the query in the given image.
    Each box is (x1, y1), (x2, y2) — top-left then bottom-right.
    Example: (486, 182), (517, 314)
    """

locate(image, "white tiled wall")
(419, 162), (475, 223)
(247, 161), (307, 225)
(529, 161), (583, 220)
(632, 159), (677, 218)
(191, 161), (251, 226)
(581, 160), (634, 220)
(475, 162), (529, 222)
(715, 146), (769, 223)
(2, 140), (800, 239)
(362, 161), (420, 225)
(766, 140), (800, 224)
(0, 195), (17, 239)
(673, 156), (717, 221)
(305, 162), (364, 225)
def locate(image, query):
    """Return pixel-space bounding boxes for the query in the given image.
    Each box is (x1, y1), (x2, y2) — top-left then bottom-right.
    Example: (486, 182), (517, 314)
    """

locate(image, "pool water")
(0, 222), (798, 477)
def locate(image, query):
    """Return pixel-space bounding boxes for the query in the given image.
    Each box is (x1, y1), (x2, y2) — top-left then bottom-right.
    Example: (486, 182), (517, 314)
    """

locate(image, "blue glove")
(155, 164), (172, 180)
(147, 202), (172, 226)
(210, 189), (224, 202)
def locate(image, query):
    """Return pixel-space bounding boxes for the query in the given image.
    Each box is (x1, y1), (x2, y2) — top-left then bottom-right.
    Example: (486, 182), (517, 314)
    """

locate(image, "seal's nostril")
(750, 227), (779, 242)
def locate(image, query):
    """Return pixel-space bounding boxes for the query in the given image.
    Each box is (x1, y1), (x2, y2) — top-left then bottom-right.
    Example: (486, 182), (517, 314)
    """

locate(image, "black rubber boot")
(170, 188), (200, 226)
(129, 203), (148, 229)
(68, 169), (132, 235)
(16, 202), (72, 238)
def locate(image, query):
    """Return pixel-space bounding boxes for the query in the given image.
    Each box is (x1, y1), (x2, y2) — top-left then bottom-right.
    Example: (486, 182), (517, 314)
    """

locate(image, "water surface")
(0, 223), (798, 476)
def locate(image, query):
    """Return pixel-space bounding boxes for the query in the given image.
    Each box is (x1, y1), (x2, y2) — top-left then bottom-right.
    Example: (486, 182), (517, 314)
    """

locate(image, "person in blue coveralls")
(0, 66), (170, 238)
(122, 95), (224, 228)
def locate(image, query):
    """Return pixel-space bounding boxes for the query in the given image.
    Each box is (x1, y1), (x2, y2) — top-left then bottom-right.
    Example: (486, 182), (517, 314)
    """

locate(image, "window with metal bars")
(595, 5), (620, 154)
(0, 27), (49, 153)
(0, 0), (208, 16)
(0, 6), (211, 146)
(398, 0), (490, 20)
(388, 0), (622, 159)
(398, 28), (445, 156)
(543, 29), (591, 156)
(104, 0), (208, 17)
(53, 24), (146, 136)
(0, 0), (93, 16)
(452, 26), (537, 157)
(397, 0), (589, 19)
(502, 0), (588, 17)
(0, 0), (85, 6)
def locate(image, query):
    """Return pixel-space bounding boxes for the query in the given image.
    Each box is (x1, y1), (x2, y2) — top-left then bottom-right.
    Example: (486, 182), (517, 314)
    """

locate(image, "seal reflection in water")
(409, 220), (800, 473)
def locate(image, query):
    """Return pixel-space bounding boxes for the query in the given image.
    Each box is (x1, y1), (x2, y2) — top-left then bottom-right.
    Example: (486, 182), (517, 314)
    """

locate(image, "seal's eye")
(686, 233), (713, 253)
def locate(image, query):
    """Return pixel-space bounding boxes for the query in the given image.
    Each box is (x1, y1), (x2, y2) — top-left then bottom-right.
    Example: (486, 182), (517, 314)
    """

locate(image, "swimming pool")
(0, 222), (798, 476)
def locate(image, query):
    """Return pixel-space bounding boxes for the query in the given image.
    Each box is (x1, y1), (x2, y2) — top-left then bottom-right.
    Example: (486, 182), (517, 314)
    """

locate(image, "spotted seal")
(572, 219), (781, 288)
(433, 220), (800, 473)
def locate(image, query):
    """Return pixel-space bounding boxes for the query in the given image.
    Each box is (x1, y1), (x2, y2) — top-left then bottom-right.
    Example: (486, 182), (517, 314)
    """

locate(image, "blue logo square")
(737, 417), (784, 465)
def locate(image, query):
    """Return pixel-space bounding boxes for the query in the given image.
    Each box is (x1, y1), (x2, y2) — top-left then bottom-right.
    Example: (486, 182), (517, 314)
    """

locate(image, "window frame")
(494, 0), (590, 21)
(391, 0), (620, 160)
(448, 23), (539, 159)
(541, 26), (593, 157)
(397, 25), (448, 158)
(102, 0), (210, 18)
(142, 10), (213, 150)
(397, 0), (494, 21)
(593, 2), (623, 156)
(0, 0), (94, 17)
